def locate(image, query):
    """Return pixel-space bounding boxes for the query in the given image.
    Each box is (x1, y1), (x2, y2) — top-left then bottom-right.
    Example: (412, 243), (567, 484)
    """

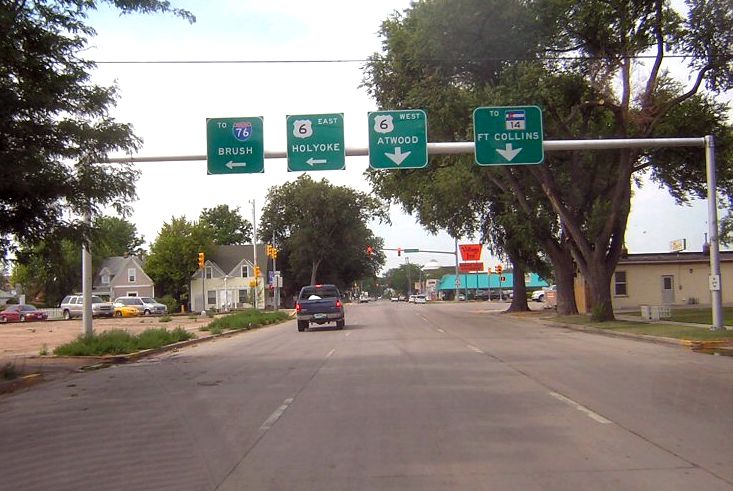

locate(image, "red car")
(0, 305), (49, 323)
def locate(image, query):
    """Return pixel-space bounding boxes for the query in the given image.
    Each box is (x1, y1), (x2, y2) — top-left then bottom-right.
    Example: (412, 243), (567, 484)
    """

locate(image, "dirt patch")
(0, 315), (216, 364)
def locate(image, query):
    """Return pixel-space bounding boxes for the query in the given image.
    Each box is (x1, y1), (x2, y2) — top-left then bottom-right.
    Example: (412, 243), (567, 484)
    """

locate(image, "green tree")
(364, 0), (733, 321)
(0, 0), (194, 259)
(258, 175), (388, 292)
(199, 205), (253, 245)
(144, 217), (212, 305)
(386, 263), (423, 297)
(10, 216), (144, 305)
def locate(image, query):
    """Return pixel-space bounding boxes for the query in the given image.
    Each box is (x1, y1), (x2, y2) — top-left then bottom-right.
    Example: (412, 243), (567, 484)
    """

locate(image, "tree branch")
(643, 0), (666, 106)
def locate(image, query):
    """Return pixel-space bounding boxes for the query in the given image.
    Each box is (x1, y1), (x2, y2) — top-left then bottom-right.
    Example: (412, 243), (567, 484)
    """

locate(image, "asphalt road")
(1, 301), (731, 490)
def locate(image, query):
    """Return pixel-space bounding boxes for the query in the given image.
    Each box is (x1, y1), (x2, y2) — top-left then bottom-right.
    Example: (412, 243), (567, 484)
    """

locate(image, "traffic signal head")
(254, 265), (261, 277)
(271, 248), (278, 259)
(367, 245), (373, 255)
(496, 264), (503, 274)
(197, 252), (205, 269)
(397, 247), (402, 256)
(266, 244), (273, 258)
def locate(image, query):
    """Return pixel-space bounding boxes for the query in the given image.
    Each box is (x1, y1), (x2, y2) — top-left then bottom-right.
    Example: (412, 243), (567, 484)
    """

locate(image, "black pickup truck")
(295, 284), (345, 331)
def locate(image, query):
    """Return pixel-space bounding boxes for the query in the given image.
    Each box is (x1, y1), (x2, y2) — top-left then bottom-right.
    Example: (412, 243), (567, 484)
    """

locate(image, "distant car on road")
(0, 305), (48, 323)
(391, 296), (400, 302)
(414, 294), (427, 304)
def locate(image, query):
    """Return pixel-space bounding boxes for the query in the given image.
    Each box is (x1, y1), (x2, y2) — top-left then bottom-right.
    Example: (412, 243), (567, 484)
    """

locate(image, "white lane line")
(326, 348), (336, 358)
(549, 391), (612, 424)
(260, 397), (294, 432)
(437, 328), (446, 334)
(467, 345), (484, 354)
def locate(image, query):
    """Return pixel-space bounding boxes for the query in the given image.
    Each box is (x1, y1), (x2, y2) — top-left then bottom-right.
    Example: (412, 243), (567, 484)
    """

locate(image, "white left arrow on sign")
(496, 143), (522, 162)
(385, 147), (411, 165)
(307, 157), (328, 165)
(226, 161), (248, 169)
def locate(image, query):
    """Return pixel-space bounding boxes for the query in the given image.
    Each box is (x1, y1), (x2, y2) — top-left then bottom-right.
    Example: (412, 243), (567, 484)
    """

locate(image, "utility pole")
(250, 199), (259, 310)
(81, 209), (93, 337)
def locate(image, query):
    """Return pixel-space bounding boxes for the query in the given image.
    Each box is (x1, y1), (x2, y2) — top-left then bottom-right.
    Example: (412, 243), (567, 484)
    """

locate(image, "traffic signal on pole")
(367, 245), (373, 255)
(254, 265), (261, 277)
(271, 248), (278, 259)
(496, 264), (503, 275)
(397, 247), (402, 256)
(198, 252), (205, 269)
(266, 244), (273, 258)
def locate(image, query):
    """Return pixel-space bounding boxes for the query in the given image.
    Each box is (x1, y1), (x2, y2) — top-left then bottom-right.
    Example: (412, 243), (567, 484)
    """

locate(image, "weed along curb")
(39, 313), (293, 372)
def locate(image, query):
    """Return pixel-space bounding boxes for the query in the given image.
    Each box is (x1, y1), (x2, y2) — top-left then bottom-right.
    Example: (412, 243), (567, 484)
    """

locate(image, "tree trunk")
(309, 259), (321, 285)
(585, 261), (614, 321)
(549, 245), (578, 315)
(507, 257), (529, 312)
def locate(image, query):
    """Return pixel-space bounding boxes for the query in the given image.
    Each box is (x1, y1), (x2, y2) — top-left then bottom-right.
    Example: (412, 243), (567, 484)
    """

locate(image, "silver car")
(60, 295), (114, 319)
(113, 296), (168, 316)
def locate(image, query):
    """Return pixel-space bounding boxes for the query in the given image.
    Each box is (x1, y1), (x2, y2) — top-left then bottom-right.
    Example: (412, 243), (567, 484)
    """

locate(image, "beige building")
(190, 244), (269, 311)
(575, 252), (733, 312)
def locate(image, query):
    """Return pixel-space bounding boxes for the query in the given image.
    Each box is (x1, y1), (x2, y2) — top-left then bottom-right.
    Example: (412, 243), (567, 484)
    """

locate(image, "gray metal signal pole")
(105, 135), (722, 328)
(81, 210), (93, 337)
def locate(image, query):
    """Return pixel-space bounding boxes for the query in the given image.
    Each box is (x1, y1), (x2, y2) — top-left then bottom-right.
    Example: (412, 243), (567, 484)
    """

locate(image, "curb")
(0, 373), (43, 395)
(537, 318), (693, 349)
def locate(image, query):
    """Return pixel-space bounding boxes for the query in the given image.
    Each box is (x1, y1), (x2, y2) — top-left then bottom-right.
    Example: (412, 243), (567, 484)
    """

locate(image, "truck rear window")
(299, 286), (340, 299)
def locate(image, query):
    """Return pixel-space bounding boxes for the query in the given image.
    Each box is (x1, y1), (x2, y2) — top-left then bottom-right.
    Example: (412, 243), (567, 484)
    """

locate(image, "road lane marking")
(260, 397), (294, 432)
(467, 345), (484, 354)
(549, 391), (612, 424)
(437, 328), (446, 334)
(326, 348), (336, 358)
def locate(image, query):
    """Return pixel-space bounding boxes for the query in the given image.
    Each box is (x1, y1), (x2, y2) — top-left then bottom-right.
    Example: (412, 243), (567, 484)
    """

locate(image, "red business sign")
(459, 244), (483, 261)
(459, 262), (484, 272)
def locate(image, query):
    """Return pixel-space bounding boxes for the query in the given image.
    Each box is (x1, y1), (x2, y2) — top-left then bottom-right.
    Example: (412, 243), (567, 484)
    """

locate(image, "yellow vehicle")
(113, 305), (139, 318)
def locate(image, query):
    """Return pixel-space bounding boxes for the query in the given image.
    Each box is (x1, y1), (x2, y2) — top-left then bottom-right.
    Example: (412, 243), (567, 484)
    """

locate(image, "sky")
(84, 0), (728, 273)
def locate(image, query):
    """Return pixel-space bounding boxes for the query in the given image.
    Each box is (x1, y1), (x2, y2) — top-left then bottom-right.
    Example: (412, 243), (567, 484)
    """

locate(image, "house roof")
(618, 251), (733, 265)
(97, 255), (144, 277)
(208, 244), (268, 274)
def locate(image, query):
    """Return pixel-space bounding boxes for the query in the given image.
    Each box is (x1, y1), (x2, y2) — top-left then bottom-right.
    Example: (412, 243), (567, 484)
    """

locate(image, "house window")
(241, 265), (250, 277)
(127, 292), (138, 297)
(614, 271), (627, 296)
(238, 289), (247, 304)
(101, 273), (110, 285)
(128, 268), (136, 282)
(205, 266), (213, 279)
(207, 290), (216, 305)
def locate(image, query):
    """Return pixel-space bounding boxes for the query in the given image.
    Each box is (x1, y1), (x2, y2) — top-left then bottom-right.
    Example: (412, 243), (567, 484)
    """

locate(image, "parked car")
(531, 289), (545, 302)
(391, 296), (400, 302)
(0, 305), (48, 323)
(414, 294), (427, 304)
(60, 295), (114, 320)
(113, 296), (167, 315)
(114, 305), (139, 318)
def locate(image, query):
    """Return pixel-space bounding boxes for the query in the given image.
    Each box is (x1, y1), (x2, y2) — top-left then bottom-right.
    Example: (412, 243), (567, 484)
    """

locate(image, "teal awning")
(437, 273), (548, 291)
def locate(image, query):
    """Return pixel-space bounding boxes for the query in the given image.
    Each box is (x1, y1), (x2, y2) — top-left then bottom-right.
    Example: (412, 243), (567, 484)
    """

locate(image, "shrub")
(54, 328), (194, 356)
(2, 362), (19, 380)
(159, 315), (172, 323)
(159, 295), (179, 315)
(205, 309), (289, 334)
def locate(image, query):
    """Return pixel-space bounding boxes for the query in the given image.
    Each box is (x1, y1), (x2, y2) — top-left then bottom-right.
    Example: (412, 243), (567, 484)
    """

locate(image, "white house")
(189, 244), (269, 311)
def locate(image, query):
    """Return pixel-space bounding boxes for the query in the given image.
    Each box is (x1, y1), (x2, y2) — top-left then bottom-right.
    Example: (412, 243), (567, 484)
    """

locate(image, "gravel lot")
(0, 314), (215, 365)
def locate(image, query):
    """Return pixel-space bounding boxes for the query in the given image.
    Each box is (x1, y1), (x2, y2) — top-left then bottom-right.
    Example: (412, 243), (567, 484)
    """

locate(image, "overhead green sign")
(286, 113), (345, 171)
(368, 110), (428, 169)
(473, 106), (544, 165)
(206, 117), (264, 174)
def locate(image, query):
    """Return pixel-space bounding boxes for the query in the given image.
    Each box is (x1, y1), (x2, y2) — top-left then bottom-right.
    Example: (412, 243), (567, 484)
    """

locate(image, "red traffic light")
(367, 246), (374, 255)
(397, 247), (402, 256)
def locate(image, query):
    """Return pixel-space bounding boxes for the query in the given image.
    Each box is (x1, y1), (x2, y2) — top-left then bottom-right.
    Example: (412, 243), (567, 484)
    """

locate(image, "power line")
(92, 54), (703, 65)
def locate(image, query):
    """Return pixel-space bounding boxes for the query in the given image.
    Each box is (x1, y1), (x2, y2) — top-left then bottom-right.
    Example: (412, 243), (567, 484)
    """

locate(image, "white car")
(531, 290), (545, 302)
(414, 294), (427, 304)
(391, 296), (400, 302)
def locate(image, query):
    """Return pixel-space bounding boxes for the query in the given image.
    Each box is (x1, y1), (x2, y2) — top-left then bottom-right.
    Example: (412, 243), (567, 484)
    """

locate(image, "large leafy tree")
(199, 205), (253, 245)
(364, 0), (733, 320)
(258, 175), (388, 294)
(10, 215), (144, 305)
(144, 217), (212, 305)
(0, 0), (194, 259)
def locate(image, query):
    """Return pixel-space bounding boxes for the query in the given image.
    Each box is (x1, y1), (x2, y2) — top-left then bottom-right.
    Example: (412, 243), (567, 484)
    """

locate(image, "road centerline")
(549, 391), (613, 424)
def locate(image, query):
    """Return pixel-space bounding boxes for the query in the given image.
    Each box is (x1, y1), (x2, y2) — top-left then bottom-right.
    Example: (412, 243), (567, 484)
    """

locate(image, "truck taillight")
(296, 303), (301, 312)
(336, 300), (342, 309)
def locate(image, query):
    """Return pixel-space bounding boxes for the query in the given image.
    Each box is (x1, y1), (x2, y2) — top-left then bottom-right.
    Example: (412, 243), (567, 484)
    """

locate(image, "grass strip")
(54, 327), (195, 356)
(549, 315), (733, 341)
(623, 307), (733, 325)
(202, 309), (290, 335)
